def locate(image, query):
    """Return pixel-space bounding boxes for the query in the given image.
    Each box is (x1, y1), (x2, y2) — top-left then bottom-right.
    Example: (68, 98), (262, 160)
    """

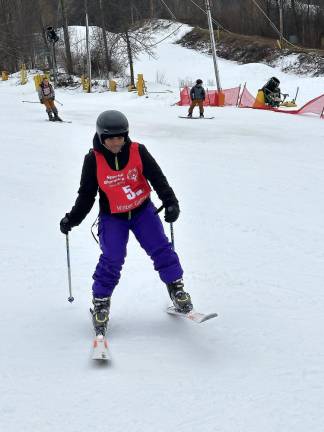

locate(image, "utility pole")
(84, 0), (92, 93)
(205, 0), (221, 92)
(279, 0), (284, 48)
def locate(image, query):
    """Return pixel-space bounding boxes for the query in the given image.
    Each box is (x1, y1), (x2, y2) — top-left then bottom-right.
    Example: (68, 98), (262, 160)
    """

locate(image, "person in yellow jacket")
(38, 78), (62, 121)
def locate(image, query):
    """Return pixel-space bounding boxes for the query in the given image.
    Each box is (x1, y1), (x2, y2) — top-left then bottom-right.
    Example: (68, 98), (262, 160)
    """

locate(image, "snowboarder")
(38, 77), (62, 121)
(261, 77), (282, 108)
(188, 79), (206, 118)
(59, 110), (193, 336)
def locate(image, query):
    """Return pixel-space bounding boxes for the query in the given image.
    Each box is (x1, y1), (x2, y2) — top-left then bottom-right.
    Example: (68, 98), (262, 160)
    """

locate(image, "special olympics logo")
(127, 168), (138, 181)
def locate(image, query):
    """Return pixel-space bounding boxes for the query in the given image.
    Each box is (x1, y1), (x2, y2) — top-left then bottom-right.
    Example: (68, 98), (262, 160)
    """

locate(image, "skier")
(261, 77), (282, 108)
(38, 77), (62, 121)
(188, 79), (206, 118)
(59, 110), (193, 336)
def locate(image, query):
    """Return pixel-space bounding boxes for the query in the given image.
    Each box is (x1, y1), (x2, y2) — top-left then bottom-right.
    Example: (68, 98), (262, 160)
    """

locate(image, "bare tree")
(59, 0), (74, 74)
(99, 0), (112, 77)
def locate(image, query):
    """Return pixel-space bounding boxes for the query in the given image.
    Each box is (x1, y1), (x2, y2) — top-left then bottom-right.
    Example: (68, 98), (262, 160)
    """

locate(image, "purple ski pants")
(92, 201), (183, 298)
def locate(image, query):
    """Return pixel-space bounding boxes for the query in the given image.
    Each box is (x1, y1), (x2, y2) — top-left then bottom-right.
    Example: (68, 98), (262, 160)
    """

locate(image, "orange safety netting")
(296, 93), (324, 117)
(177, 86), (241, 107)
(239, 85), (324, 118)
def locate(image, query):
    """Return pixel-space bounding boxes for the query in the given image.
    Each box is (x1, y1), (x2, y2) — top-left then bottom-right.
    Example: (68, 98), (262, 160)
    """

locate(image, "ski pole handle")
(65, 233), (74, 303)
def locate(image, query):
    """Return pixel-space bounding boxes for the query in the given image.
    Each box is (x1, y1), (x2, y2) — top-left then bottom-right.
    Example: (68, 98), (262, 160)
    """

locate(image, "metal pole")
(279, 0), (284, 49)
(65, 233), (74, 303)
(320, 106), (324, 119)
(52, 43), (58, 86)
(85, 0), (92, 93)
(205, 0), (222, 92)
(170, 223), (175, 250)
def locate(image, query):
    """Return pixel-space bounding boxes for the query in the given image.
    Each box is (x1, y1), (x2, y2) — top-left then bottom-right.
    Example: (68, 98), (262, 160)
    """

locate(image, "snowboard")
(46, 119), (72, 123)
(178, 116), (214, 120)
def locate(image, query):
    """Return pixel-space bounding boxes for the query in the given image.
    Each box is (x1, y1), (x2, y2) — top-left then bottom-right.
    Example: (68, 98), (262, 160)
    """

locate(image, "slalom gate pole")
(293, 86), (299, 103)
(320, 106), (324, 119)
(65, 233), (74, 303)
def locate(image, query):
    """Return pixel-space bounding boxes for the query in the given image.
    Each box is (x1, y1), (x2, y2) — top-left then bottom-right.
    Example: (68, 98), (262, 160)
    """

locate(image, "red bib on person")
(94, 142), (151, 213)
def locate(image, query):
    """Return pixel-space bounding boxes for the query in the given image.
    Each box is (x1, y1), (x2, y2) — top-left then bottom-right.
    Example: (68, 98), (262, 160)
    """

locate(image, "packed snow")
(1, 21), (324, 432)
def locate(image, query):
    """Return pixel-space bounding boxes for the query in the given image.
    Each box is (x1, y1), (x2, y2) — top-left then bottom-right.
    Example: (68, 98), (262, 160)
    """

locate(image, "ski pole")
(56, 99), (63, 106)
(65, 233), (74, 303)
(170, 223), (175, 250)
(22, 100), (40, 103)
(155, 204), (175, 249)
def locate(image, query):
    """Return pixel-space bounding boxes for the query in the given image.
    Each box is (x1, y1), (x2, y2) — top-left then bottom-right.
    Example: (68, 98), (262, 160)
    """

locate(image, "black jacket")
(67, 134), (178, 226)
(190, 84), (206, 101)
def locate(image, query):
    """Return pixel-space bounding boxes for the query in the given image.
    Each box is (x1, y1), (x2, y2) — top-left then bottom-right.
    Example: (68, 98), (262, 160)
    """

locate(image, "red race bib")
(94, 143), (151, 213)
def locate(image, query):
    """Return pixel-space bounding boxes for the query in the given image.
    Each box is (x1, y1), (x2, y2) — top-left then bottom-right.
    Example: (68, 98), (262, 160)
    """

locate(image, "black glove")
(164, 202), (180, 223)
(40, 99), (44, 104)
(60, 214), (72, 234)
(49, 97), (54, 101)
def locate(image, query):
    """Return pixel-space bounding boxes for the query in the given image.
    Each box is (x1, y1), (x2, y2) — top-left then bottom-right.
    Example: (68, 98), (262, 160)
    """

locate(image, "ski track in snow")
(1, 22), (324, 432)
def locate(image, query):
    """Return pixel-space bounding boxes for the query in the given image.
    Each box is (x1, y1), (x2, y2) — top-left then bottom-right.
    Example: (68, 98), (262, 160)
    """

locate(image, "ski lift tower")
(205, 0), (222, 93)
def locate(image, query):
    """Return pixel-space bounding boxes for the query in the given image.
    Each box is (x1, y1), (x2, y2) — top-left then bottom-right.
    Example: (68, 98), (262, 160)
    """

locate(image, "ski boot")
(187, 112), (192, 118)
(48, 111), (55, 121)
(167, 279), (193, 313)
(54, 113), (63, 122)
(199, 113), (204, 118)
(91, 297), (111, 336)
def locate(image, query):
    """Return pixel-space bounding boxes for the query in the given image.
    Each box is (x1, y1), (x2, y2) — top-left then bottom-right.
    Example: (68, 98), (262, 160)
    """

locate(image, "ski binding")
(92, 334), (111, 361)
(167, 306), (218, 323)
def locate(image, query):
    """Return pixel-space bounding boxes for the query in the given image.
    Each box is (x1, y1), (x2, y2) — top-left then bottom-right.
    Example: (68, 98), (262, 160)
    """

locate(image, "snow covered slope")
(1, 22), (324, 432)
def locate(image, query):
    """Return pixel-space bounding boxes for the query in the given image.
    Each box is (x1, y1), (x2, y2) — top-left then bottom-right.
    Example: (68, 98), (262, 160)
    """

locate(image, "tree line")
(0, 0), (323, 76)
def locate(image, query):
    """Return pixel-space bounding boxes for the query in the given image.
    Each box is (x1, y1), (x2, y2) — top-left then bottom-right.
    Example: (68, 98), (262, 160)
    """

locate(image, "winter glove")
(49, 97), (54, 101)
(164, 201), (180, 223)
(40, 99), (44, 104)
(60, 214), (72, 234)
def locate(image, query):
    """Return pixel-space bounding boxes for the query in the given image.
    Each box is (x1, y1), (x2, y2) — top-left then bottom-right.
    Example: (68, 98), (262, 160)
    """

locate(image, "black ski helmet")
(196, 79), (203, 85)
(96, 110), (129, 144)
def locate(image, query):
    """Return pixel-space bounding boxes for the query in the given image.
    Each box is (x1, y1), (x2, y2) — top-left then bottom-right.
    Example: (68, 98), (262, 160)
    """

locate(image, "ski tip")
(92, 336), (111, 361)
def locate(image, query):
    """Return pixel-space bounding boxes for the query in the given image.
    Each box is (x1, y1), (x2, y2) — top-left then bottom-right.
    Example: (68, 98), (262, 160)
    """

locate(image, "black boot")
(200, 113), (204, 118)
(48, 112), (54, 121)
(54, 112), (62, 122)
(167, 279), (193, 313)
(187, 112), (192, 118)
(91, 297), (111, 336)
